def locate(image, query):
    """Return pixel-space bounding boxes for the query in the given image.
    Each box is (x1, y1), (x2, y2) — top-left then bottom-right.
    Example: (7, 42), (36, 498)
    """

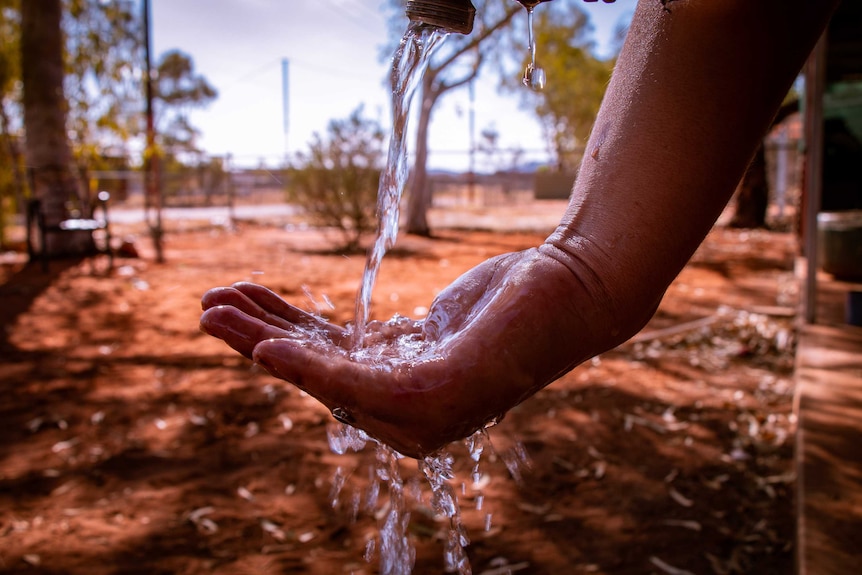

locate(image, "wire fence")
(87, 137), (803, 222)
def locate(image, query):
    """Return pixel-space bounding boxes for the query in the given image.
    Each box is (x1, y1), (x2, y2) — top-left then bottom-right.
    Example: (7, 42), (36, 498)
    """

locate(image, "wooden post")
(803, 32), (827, 325)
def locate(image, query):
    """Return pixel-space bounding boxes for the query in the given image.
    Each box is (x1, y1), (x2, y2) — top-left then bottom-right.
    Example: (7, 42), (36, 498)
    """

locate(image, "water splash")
(327, 425), (502, 574)
(420, 452), (472, 574)
(466, 428), (488, 486)
(349, 314), (431, 365)
(376, 445), (415, 575)
(353, 23), (449, 347)
(327, 421), (368, 454)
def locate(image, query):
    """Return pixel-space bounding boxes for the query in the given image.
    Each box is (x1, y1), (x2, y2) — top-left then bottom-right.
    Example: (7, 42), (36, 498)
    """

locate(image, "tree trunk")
(21, 0), (90, 254)
(729, 100), (799, 229)
(405, 75), (437, 236)
(729, 144), (769, 228)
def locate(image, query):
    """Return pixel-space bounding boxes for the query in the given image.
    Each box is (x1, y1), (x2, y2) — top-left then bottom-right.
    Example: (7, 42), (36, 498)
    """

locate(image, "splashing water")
(352, 22), (448, 348)
(376, 445), (415, 575)
(420, 452), (472, 574)
(327, 424), (499, 575)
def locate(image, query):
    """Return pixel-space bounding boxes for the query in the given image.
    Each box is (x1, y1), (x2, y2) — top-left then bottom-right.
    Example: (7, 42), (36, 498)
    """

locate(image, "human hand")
(200, 246), (618, 458)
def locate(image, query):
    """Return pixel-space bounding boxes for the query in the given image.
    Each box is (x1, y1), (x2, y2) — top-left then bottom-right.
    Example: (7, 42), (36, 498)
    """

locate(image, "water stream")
(335, 6), (544, 573)
(352, 22), (448, 349)
(328, 423), (496, 575)
(344, 21), (473, 574)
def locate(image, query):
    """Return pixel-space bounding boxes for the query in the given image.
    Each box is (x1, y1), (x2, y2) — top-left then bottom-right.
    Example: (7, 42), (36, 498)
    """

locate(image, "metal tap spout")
(405, 0), (476, 35)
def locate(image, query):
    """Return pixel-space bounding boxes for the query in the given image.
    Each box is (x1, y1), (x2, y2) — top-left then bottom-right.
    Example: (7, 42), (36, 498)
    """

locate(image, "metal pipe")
(803, 31), (827, 325)
(405, 0), (476, 34)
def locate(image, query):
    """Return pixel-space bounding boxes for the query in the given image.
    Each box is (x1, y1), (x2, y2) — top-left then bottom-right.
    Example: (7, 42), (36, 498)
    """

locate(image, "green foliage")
(154, 49), (217, 163)
(62, 3), (217, 168)
(0, 0), (22, 246)
(14, 1), (216, 172)
(64, 0), (143, 164)
(288, 107), (384, 252)
(0, 0), (218, 247)
(0, 0), (18, 98)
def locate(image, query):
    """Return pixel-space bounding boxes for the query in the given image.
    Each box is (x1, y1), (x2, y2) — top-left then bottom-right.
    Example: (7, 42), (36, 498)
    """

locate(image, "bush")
(288, 106), (384, 252)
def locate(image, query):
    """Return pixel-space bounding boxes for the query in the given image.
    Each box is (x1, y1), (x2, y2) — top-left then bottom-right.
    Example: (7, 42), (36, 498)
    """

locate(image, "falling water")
(328, 423), (497, 575)
(329, 7), (547, 574)
(519, 1), (546, 91)
(352, 22), (448, 348)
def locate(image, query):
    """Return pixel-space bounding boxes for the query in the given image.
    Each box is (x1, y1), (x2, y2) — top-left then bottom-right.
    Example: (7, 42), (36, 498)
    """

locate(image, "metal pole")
(803, 31), (827, 324)
(468, 79), (476, 204)
(282, 58), (290, 164)
(143, 0), (164, 262)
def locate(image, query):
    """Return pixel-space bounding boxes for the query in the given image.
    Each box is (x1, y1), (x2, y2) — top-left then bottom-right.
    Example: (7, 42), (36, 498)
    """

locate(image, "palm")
(201, 248), (595, 458)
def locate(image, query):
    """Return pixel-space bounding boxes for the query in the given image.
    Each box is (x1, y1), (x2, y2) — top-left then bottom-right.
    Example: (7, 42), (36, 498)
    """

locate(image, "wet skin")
(201, 0), (839, 458)
(201, 246), (617, 459)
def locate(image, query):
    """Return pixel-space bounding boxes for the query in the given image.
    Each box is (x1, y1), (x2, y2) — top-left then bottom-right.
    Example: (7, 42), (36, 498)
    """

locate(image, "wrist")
(538, 235), (660, 352)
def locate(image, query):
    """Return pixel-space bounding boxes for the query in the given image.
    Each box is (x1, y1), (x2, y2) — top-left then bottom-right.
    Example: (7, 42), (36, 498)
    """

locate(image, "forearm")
(543, 0), (838, 342)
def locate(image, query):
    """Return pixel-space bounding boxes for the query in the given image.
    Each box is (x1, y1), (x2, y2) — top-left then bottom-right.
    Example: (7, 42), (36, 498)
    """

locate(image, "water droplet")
(326, 421), (367, 454)
(364, 537), (377, 563)
(523, 63), (546, 91)
(329, 466), (348, 508)
(520, 4), (547, 92)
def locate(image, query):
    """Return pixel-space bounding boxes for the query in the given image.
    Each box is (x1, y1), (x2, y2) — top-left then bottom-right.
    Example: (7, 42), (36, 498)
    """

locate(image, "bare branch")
(435, 5), (519, 71)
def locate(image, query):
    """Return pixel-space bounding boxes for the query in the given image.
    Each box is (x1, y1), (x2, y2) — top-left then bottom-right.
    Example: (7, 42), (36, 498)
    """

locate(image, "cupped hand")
(200, 247), (613, 458)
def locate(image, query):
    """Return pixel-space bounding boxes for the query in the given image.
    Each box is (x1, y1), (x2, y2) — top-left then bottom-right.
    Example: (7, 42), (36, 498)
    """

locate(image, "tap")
(405, 0), (476, 35)
(515, 0), (553, 7)
(405, 1), (563, 36)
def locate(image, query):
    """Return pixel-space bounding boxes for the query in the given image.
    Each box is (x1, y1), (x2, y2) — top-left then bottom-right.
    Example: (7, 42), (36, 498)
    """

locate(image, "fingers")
(231, 283), (348, 345)
(202, 287), (291, 330)
(202, 283), (348, 346)
(200, 305), (295, 359)
(252, 338), (378, 411)
(252, 339), (448, 458)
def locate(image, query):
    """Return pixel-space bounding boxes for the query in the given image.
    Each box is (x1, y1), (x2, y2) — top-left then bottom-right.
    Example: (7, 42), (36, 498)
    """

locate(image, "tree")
(383, 0), (522, 236)
(153, 49), (217, 163)
(511, 6), (612, 171)
(729, 98), (799, 229)
(14, 0), (216, 257)
(4, 0), (137, 248)
(63, 3), (216, 185)
(288, 106), (385, 252)
(0, 0), (24, 247)
(20, 0), (88, 255)
(64, 0), (143, 176)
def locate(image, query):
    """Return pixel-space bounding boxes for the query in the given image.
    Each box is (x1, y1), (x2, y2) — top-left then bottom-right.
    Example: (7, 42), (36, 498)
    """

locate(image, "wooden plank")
(795, 324), (862, 574)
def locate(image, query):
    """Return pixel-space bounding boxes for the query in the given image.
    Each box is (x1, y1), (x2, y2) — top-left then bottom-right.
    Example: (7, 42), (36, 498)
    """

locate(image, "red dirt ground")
(0, 219), (799, 574)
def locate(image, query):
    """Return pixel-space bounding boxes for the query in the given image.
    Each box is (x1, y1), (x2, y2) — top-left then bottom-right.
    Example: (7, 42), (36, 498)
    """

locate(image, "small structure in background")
(26, 188), (112, 273)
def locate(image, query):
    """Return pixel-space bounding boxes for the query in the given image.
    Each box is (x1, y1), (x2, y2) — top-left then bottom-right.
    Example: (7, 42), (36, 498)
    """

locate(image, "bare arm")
(201, 0), (839, 457)
(541, 0), (840, 349)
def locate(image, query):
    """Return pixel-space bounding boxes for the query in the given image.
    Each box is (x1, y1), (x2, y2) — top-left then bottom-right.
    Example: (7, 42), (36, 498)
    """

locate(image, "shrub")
(288, 106), (384, 252)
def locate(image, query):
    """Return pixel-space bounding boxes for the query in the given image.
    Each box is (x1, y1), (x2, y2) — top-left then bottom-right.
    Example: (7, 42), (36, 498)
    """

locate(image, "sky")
(151, 0), (635, 171)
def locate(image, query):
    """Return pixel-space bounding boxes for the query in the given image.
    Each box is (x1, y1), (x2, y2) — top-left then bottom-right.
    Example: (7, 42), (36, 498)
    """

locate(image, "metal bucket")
(817, 210), (862, 280)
